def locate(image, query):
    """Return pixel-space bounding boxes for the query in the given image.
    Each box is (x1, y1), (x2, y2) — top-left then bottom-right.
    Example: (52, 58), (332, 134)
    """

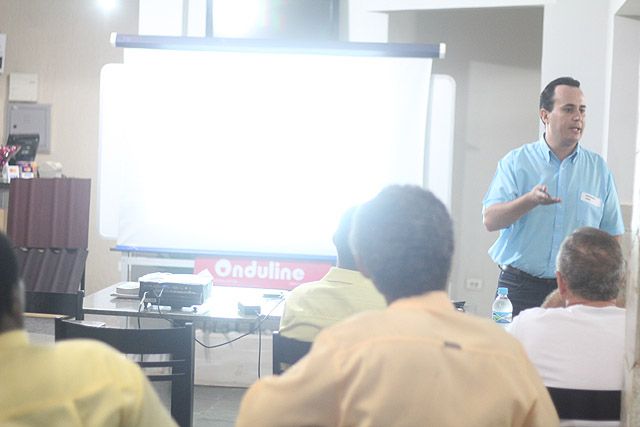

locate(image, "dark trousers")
(497, 266), (557, 317)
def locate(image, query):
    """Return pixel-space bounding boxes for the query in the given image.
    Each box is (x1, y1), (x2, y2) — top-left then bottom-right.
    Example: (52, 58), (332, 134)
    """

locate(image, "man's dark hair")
(0, 232), (20, 319)
(556, 227), (625, 301)
(540, 76), (581, 111)
(333, 206), (358, 270)
(350, 185), (454, 302)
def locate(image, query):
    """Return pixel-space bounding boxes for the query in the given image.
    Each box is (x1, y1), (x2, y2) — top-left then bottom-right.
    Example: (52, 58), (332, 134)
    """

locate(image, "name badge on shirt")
(581, 192), (602, 208)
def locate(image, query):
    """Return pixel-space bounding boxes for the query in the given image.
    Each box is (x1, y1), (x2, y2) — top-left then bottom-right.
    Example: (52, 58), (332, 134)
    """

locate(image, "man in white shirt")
(508, 227), (625, 426)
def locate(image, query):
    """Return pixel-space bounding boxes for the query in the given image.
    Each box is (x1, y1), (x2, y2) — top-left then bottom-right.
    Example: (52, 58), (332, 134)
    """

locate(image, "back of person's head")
(539, 76), (581, 111)
(0, 232), (21, 329)
(350, 185), (453, 303)
(556, 227), (624, 301)
(333, 206), (358, 270)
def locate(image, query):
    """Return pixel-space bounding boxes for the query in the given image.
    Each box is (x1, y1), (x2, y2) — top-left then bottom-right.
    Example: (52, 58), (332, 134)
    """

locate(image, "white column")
(540, 0), (615, 156)
(625, 81), (640, 423)
(607, 17), (640, 205)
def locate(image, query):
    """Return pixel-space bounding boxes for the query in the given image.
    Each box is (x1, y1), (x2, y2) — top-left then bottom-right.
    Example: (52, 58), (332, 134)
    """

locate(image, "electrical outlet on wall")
(465, 278), (483, 291)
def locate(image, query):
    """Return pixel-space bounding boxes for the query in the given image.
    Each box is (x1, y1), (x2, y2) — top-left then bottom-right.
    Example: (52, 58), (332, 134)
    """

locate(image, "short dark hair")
(556, 227), (625, 301)
(540, 77), (581, 111)
(0, 232), (20, 318)
(350, 185), (454, 302)
(333, 206), (358, 270)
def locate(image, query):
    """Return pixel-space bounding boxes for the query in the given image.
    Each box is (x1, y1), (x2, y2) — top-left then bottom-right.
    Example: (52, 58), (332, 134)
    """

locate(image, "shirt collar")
(0, 329), (29, 350)
(538, 136), (580, 164)
(566, 144), (580, 163)
(324, 266), (370, 285)
(389, 290), (454, 313)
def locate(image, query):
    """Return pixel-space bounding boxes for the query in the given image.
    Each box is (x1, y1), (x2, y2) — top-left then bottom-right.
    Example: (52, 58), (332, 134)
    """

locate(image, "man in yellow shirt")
(278, 207), (386, 342)
(0, 232), (177, 426)
(236, 185), (558, 426)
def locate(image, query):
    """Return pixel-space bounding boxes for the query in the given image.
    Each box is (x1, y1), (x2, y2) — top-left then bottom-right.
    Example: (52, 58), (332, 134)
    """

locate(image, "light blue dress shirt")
(483, 138), (624, 278)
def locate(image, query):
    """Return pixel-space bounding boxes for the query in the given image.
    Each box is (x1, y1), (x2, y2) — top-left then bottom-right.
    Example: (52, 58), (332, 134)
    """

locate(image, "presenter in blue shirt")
(483, 77), (624, 316)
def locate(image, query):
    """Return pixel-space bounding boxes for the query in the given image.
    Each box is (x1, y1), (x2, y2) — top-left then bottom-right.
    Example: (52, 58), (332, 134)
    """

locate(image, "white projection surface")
(99, 49), (433, 258)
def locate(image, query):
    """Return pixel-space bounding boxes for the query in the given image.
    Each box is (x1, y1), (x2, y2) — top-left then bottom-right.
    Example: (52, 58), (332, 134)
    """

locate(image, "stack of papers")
(113, 282), (140, 299)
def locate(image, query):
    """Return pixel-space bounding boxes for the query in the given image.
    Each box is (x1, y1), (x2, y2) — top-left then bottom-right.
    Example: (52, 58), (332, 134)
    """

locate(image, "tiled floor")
(193, 385), (246, 427)
(153, 382), (246, 426)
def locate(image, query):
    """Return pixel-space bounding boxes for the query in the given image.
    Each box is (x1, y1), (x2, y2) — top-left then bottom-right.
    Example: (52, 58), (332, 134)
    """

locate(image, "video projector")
(139, 273), (212, 308)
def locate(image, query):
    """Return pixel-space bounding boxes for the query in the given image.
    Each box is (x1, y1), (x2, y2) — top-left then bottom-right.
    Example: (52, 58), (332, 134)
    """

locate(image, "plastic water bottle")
(492, 287), (513, 326)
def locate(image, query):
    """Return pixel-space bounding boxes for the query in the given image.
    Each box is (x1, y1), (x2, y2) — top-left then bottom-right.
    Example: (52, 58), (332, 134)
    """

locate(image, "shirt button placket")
(548, 161), (567, 272)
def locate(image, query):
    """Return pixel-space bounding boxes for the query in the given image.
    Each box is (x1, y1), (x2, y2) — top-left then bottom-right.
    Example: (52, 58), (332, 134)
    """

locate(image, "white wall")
(0, 0), (139, 294)
(388, 7), (543, 315)
(541, 0), (615, 156)
(609, 16), (640, 207)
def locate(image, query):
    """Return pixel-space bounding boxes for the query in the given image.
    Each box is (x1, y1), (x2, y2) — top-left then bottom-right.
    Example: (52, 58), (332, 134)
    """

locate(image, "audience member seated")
(542, 288), (625, 310)
(541, 289), (565, 309)
(0, 232), (177, 426)
(278, 207), (386, 342)
(508, 227), (625, 425)
(236, 185), (558, 426)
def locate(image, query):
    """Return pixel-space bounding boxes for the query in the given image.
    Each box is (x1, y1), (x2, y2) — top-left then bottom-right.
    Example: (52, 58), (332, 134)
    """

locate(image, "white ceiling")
(365, 0), (552, 12)
(619, 0), (640, 18)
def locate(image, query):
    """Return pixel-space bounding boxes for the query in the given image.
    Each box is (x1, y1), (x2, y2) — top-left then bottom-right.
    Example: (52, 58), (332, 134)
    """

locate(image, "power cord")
(138, 288), (285, 379)
(194, 296), (284, 349)
(137, 291), (150, 361)
(137, 291), (149, 329)
(139, 288), (284, 349)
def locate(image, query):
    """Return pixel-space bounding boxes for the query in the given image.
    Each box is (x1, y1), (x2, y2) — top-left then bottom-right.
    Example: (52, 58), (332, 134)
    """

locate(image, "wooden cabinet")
(6, 178), (90, 296)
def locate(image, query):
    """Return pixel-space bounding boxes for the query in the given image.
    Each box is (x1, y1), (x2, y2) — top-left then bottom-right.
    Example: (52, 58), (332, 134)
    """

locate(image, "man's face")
(540, 85), (586, 149)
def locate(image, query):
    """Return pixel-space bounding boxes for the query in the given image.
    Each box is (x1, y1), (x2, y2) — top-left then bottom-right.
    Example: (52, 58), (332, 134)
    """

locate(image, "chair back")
(272, 330), (312, 375)
(26, 290), (84, 319)
(546, 387), (621, 421)
(55, 319), (195, 427)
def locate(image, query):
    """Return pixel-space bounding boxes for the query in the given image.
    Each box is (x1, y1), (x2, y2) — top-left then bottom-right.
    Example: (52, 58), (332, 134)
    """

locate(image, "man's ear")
(556, 271), (568, 298)
(540, 108), (549, 125)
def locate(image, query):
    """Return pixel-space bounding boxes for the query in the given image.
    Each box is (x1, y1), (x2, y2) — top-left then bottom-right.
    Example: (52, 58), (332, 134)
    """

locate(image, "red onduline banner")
(194, 257), (333, 290)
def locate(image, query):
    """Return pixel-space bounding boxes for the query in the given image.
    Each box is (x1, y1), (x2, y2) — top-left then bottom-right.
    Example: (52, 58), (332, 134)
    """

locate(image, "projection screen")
(99, 48), (434, 259)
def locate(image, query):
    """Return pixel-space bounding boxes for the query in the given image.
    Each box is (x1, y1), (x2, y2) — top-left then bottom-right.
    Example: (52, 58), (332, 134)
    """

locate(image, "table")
(83, 282), (287, 332)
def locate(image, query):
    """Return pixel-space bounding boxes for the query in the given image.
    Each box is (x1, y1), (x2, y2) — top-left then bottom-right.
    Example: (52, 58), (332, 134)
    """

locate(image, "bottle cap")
(497, 287), (508, 296)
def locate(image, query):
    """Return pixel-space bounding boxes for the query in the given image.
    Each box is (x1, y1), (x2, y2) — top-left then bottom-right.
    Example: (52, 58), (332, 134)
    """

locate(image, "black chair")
(25, 290), (85, 320)
(272, 330), (312, 375)
(546, 387), (621, 422)
(54, 319), (195, 427)
(16, 246), (89, 320)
